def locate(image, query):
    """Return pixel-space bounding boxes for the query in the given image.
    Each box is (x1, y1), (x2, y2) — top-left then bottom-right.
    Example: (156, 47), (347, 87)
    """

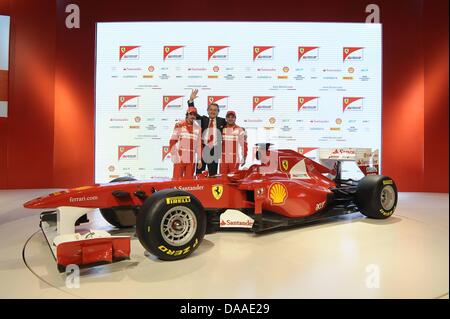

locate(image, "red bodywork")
(57, 237), (130, 268)
(24, 150), (336, 218)
(25, 149), (338, 269)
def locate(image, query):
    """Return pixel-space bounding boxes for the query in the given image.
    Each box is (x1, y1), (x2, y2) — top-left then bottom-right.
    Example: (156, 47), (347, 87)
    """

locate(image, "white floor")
(0, 189), (448, 299)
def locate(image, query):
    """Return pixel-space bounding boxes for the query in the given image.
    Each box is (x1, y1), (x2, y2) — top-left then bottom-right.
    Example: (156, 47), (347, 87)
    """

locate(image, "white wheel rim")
(380, 185), (396, 211)
(160, 206), (197, 246)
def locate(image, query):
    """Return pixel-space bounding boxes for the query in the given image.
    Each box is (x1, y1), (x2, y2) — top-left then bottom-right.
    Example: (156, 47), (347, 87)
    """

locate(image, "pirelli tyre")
(136, 189), (206, 261)
(356, 175), (398, 219)
(100, 177), (138, 228)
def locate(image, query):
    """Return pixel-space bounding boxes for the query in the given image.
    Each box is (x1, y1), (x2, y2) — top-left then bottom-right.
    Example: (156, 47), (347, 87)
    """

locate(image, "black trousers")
(196, 144), (221, 176)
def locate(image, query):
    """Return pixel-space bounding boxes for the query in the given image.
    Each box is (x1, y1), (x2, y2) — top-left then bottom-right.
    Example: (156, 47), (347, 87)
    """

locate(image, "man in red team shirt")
(169, 107), (203, 178)
(221, 111), (248, 174)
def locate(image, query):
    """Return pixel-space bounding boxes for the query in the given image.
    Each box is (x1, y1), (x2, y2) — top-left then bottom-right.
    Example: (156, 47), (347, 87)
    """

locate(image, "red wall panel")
(3, 0), (56, 189)
(0, 117), (6, 189)
(53, 0), (95, 187)
(0, 0), (10, 189)
(380, 0), (425, 191)
(1, 0), (448, 192)
(423, 0), (449, 192)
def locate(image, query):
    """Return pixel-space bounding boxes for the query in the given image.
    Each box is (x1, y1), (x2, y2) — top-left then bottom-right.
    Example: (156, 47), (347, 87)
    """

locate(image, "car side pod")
(40, 207), (131, 272)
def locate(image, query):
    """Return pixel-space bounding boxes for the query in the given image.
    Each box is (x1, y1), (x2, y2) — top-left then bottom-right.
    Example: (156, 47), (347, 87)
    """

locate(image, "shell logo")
(269, 183), (288, 205)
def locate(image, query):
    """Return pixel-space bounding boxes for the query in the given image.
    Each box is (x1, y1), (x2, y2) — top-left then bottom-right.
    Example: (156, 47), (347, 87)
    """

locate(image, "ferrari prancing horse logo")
(212, 184), (223, 200)
(281, 160), (289, 171)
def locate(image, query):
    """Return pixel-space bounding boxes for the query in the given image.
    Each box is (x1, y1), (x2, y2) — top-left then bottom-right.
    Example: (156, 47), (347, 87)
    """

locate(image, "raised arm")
(188, 89), (202, 120)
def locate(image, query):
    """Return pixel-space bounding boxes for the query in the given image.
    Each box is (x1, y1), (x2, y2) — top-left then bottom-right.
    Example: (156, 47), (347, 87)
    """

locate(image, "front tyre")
(356, 175), (398, 219)
(136, 189), (206, 261)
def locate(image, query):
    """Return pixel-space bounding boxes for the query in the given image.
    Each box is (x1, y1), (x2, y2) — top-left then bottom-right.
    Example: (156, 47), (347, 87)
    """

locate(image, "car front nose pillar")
(57, 206), (93, 235)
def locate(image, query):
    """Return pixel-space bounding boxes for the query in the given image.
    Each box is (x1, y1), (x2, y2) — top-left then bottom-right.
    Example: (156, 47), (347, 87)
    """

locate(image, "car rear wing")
(317, 148), (379, 176)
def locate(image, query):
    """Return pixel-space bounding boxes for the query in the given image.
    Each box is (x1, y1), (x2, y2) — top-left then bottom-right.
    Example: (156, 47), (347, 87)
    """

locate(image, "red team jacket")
(221, 124), (248, 163)
(169, 120), (202, 164)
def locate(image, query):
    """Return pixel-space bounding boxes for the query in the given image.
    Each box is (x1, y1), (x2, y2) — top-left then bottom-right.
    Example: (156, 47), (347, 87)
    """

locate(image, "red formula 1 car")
(24, 144), (398, 271)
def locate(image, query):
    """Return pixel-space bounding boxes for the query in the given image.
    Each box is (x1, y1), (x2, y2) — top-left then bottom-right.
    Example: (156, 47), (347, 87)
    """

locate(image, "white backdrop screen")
(95, 22), (382, 183)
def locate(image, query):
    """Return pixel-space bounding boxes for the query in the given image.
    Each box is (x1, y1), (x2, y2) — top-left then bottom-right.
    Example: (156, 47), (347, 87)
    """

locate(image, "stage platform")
(0, 189), (448, 299)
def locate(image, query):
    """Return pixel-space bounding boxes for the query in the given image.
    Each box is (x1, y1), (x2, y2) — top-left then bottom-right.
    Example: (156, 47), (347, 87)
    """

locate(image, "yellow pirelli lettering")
(166, 249), (175, 256)
(380, 209), (393, 216)
(174, 250), (183, 256)
(165, 196), (191, 205)
(158, 245), (168, 252)
(383, 180), (393, 185)
(159, 244), (193, 256)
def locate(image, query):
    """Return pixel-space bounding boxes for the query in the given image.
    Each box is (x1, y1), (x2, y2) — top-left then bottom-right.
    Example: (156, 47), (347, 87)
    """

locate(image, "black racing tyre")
(356, 175), (398, 219)
(100, 177), (137, 228)
(136, 189), (206, 261)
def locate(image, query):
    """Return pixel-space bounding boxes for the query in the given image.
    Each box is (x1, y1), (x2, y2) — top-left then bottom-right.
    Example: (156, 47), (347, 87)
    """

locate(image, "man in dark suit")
(188, 89), (226, 176)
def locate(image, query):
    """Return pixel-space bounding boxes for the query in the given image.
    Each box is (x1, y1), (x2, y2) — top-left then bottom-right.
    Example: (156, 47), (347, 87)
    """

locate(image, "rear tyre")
(100, 177), (137, 228)
(356, 175), (398, 219)
(136, 189), (206, 261)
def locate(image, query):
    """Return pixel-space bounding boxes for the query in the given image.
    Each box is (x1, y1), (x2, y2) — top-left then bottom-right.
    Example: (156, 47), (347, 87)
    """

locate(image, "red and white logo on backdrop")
(118, 146), (139, 161)
(208, 96), (229, 110)
(253, 46), (274, 61)
(162, 96), (184, 110)
(119, 46), (140, 61)
(253, 96), (274, 111)
(343, 97), (364, 112)
(208, 46), (229, 61)
(118, 95), (139, 111)
(329, 148), (356, 159)
(162, 146), (171, 161)
(343, 47), (364, 62)
(298, 97), (319, 111)
(298, 46), (320, 61)
(163, 46), (185, 61)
